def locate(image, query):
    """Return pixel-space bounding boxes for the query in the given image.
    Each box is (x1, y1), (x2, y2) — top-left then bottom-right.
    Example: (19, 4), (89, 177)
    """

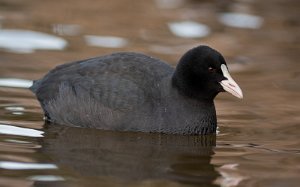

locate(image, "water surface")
(0, 0), (299, 186)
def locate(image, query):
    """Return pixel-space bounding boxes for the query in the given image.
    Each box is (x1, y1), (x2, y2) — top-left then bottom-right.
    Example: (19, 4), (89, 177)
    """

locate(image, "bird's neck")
(160, 75), (217, 111)
(158, 77), (217, 135)
(171, 69), (217, 101)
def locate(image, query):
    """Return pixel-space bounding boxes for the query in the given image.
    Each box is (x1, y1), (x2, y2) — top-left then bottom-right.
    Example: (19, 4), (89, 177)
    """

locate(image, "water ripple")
(28, 175), (65, 181)
(84, 35), (128, 48)
(168, 21), (210, 38)
(0, 161), (57, 170)
(0, 124), (44, 137)
(219, 13), (263, 29)
(0, 78), (33, 88)
(0, 29), (67, 53)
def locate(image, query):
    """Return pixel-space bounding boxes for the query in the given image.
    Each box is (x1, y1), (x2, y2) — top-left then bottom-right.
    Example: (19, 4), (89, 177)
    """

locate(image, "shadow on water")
(38, 124), (219, 186)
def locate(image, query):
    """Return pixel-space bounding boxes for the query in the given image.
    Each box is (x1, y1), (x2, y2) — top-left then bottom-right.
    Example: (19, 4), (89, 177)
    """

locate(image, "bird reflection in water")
(39, 124), (219, 186)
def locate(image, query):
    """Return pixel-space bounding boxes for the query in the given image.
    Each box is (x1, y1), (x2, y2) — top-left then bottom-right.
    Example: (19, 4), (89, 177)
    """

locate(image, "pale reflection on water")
(0, 161), (57, 170)
(84, 35), (129, 48)
(219, 13), (263, 29)
(0, 124), (43, 137)
(168, 21), (210, 38)
(0, 29), (67, 53)
(0, 0), (299, 187)
(0, 78), (32, 88)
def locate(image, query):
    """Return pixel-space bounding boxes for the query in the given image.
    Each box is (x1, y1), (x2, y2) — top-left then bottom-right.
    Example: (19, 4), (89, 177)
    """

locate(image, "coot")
(30, 45), (243, 135)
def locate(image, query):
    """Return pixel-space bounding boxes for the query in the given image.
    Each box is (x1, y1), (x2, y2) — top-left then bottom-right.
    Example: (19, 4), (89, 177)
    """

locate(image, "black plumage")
(30, 45), (242, 135)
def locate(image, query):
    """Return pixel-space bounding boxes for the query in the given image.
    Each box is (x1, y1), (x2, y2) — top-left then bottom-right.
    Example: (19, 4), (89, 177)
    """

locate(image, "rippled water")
(0, 0), (299, 186)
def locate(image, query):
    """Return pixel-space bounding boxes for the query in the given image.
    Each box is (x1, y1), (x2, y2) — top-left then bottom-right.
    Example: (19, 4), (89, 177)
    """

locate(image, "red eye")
(208, 67), (216, 73)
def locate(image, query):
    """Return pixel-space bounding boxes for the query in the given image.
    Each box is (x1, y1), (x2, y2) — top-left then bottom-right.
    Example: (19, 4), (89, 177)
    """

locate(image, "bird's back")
(30, 52), (174, 129)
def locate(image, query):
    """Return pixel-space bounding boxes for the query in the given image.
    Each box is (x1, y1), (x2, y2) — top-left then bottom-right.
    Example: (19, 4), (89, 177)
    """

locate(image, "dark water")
(0, 0), (299, 186)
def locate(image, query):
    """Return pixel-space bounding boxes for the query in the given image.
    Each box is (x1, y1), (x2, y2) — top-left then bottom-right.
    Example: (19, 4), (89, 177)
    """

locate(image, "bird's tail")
(29, 79), (41, 93)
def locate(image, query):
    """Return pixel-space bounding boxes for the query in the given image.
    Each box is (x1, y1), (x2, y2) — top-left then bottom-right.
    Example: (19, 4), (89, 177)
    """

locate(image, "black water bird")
(30, 45), (243, 135)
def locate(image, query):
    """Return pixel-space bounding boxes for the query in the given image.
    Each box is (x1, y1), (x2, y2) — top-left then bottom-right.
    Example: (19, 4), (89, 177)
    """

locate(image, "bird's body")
(31, 46), (242, 135)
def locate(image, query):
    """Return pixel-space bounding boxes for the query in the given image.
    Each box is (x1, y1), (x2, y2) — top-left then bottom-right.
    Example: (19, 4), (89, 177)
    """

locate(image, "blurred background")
(0, 0), (299, 187)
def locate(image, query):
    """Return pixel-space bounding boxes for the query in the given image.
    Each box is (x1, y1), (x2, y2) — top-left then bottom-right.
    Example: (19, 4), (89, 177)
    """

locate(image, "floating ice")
(219, 13), (263, 29)
(0, 78), (33, 88)
(0, 161), (57, 170)
(168, 21), (210, 38)
(85, 35), (128, 48)
(0, 29), (68, 53)
(0, 124), (44, 137)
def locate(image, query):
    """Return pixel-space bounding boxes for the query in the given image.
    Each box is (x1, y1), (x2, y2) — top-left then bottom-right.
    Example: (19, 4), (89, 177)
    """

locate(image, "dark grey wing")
(34, 65), (143, 114)
(32, 58), (149, 128)
(32, 52), (173, 113)
(41, 71), (147, 128)
(87, 74), (146, 110)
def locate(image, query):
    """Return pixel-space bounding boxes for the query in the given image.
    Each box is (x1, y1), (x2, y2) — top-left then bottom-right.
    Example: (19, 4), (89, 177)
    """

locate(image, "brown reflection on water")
(40, 125), (218, 187)
(0, 0), (299, 186)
